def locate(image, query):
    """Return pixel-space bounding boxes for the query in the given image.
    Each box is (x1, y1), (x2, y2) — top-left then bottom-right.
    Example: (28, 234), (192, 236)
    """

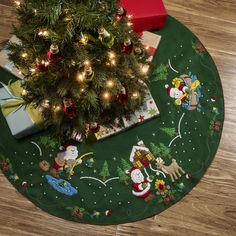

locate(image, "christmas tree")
(159, 143), (171, 159)
(7, 0), (150, 141)
(150, 142), (162, 157)
(150, 142), (172, 159)
(121, 158), (132, 173)
(160, 127), (176, 137)
(152, 64), (168, 82)
(117, 166), (129, 185)
(99, 161), (110, 181)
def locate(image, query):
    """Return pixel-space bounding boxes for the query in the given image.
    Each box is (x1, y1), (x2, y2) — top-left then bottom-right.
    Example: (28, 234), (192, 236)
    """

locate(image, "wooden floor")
(0, 1), (236, 235)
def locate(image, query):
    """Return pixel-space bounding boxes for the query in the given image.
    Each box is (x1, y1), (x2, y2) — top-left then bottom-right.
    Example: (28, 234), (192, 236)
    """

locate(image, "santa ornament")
(47, 44), (62, 63)
(117, 86), (129, 105)
(121, 38), (133, 54)
(63, 97), (76, 119)
(129, 167), (155, 202)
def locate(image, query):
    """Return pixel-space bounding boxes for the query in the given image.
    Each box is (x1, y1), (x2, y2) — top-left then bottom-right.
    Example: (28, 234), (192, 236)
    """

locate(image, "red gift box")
(120, 0), (167, 32)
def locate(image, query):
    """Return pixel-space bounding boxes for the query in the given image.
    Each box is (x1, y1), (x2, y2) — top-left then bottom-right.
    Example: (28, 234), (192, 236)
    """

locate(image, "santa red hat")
(165, 84), (171, 96)
(128, 167), (139, 174)
(165, 84), (176, 97)
(211, 96), (216, 102)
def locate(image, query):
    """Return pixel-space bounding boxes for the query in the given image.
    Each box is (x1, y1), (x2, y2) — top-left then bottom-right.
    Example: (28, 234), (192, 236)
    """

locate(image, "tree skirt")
(0, 16), (224, 225)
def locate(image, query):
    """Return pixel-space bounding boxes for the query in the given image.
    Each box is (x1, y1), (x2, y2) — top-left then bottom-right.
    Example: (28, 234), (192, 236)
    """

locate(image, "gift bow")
(0, 80), (43, 126)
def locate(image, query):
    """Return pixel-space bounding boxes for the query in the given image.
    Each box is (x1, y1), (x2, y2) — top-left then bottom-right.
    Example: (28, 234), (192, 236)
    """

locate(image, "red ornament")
(105, 210), (112, 216)
(121, 38), (133, 54)
(117, 93), (129, 105)
(47, 44), (61, 63)
(72, 209), (84, 219)
(63, 97), (76, 119)
(186, 173), (192, 179)
(164, 195), (172, 202)
(21, 181), (27, 188)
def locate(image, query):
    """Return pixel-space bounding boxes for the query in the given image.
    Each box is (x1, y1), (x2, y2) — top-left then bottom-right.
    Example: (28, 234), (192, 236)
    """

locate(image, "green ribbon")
(0, 80), (43, 126)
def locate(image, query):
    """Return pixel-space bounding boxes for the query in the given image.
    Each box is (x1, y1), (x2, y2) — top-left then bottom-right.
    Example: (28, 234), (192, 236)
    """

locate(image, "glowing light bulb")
(43, 31), (48, 36)
(108, 51), (115, 59)
(128, 15), (133, 19)
(80, 88), (85, 93)
(38, 31), (43, 36)
(18, 71), (22, 75)
(103, 92), (110, 100)
(21, 53), (28, 58)
(22, 89), (27, 96)
(141, 65), (149, 74)
(127, 22), (133, 27)
(14, 1), (20, 6)
(84, 60), (90, 66)
(106, 80), (114, 88)
(30, 68), (36, 73)
(81, 35), (89, 45)
(132, 92), (139, 98)
(44, 61), (49, 66)
(54, 105), (61, 112)
(77, 73), (84, 82)
(111, 60), (116, 65)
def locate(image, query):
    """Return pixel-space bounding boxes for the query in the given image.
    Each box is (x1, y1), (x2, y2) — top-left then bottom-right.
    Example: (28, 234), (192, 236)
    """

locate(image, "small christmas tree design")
(117, 166), (129, 186)
(99, 161), (110, 181)
(160, 127), (176, 137)
(159, 143), (172, 159)
(152, 64), (168, 82)
(150, 142), (162, 157)
(121, 158), (132, 173)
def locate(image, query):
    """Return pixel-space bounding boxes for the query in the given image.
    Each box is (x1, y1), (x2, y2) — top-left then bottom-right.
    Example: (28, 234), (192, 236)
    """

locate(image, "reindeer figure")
(156, 158), (185, 182)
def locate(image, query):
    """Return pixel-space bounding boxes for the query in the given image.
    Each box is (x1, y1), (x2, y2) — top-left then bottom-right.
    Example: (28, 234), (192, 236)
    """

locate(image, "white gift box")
(0, 36), (24, 79)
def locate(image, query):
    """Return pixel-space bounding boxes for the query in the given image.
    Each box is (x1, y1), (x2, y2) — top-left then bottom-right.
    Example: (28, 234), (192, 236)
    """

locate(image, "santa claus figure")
(165, 84), (189, 103)
(129, 167), (155, 202)
(63, 97), (76, 119)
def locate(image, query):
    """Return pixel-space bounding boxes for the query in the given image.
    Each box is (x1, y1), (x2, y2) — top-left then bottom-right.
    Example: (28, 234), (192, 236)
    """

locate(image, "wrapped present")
(0, 80), (43, 138)
(120, 0), (167, 32)
(95, 87), (160, 140)
(0, 36), (24, 79)
(141, 31), (161, 60)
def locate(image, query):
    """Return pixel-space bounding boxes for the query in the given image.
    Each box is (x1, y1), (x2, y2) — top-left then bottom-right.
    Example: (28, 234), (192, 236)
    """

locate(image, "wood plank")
(163, 0), (236, 24)
(0, 0), (236, 235)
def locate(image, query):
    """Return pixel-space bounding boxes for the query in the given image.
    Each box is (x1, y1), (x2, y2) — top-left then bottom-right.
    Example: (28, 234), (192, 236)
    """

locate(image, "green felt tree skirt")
(0, 16), (224, 225)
